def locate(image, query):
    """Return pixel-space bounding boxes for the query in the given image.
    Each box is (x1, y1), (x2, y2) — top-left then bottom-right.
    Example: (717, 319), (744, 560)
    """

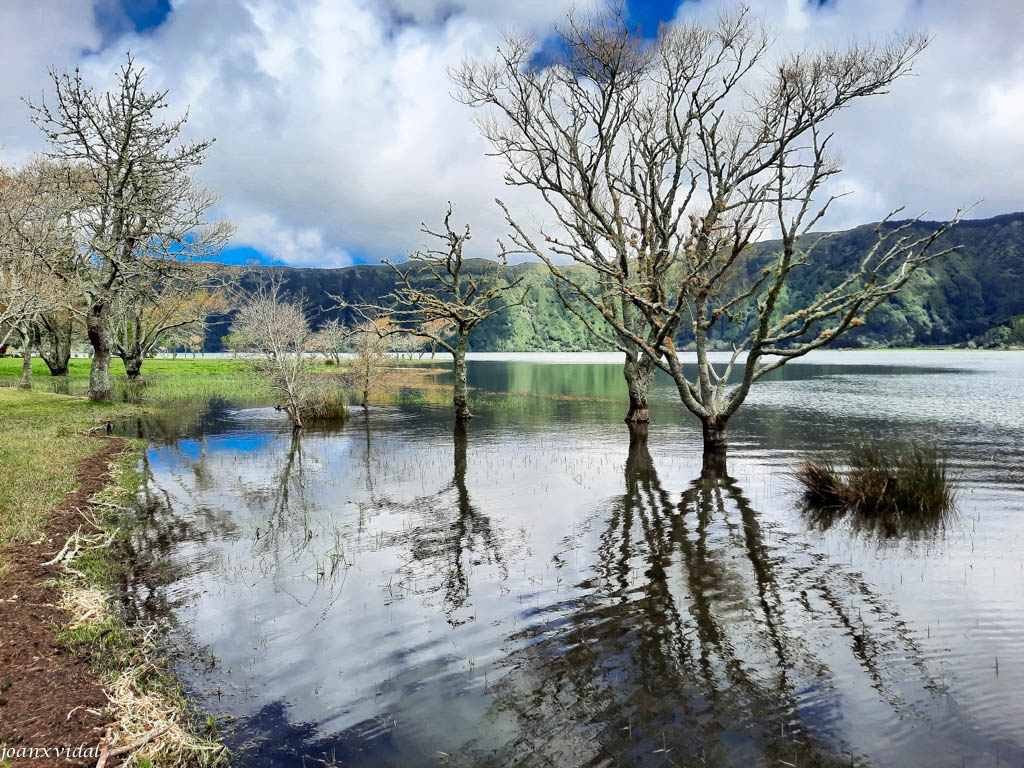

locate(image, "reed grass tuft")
(795, 441), (956, 534)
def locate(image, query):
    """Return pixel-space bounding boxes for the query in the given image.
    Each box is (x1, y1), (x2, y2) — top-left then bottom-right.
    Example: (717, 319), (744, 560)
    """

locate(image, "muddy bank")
(0, 438), (127, 767)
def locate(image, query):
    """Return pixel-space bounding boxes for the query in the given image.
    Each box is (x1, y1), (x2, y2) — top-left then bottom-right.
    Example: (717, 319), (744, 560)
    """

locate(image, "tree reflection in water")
(465, 426), (944, 767)
(389, 421), (513, 626)
(117, 447), (239, 626)
(120, 416), (963, 766)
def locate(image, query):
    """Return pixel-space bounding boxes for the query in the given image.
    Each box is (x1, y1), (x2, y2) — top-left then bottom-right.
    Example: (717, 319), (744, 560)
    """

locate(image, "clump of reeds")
(300, 379), (349, 422)
(795, 442), (956, 533)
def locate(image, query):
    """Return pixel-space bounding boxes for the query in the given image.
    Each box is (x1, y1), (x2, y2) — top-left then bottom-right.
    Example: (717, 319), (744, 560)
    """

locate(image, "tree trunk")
(623, 351), (656, 424)
(625, 421), (653, 492)
(453, 420), (468, 487)
(701, 413), (729, 454)
(700, 446), (728, 479)
(19, 333), (32, 390)
(121, 352), (143, 380)
(452, 334), (472, 421)
(86, 301), (112, 400)
(34, 319), (72, 376)
(117, 316), (146, 379)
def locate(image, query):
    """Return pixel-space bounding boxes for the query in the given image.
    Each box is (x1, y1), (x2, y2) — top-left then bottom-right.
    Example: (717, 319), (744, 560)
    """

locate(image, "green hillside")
(209, 212), (1024, 352)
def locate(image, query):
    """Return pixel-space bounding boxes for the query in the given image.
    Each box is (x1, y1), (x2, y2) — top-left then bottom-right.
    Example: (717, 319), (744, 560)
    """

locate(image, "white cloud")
(0, 0), (1021, 265)
(0, 1), (101, 159)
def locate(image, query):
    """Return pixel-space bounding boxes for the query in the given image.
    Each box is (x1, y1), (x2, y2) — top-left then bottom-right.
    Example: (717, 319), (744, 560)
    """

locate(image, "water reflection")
(386, 422), (511, 626)
(465, 426), (963, 766)
(110, 351), (1024, 767)
(116, 450), (240, 628)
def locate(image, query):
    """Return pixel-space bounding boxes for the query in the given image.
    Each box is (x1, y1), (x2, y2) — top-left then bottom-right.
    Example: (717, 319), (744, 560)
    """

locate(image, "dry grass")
(53, 456), (230, 767)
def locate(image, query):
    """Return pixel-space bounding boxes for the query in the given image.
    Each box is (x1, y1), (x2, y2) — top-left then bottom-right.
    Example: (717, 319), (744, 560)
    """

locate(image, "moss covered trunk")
(86, 302), (112, 401)
(453, 333), (472, 421)
(623, 351), (656, 424)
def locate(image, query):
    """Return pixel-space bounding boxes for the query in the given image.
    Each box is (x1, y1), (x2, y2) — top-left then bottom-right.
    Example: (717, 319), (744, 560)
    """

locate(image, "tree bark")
(34, 319), (72, 377)
(18, 332), (32, 390)
(117, 316), (146, 379)
(701, 414), (729, 455)
(452, 333), (473, 421)
(86, 301), (112, 400)
(121, 352), (144, 380)
(623, 351), (656, 424)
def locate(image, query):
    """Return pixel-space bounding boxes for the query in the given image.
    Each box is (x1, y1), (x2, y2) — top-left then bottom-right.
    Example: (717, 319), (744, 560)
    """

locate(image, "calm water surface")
(115, 351), (1024, 767)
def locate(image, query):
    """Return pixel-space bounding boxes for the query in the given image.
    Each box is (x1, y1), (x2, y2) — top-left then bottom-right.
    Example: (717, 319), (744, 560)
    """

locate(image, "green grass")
(0, 356), (274, 404)
(0, 378), (231, 763)
(0, 389), (139, 554)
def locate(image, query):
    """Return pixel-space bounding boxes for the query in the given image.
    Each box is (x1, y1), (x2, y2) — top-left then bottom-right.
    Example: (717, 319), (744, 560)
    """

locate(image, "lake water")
(114, 350), (1024, 767)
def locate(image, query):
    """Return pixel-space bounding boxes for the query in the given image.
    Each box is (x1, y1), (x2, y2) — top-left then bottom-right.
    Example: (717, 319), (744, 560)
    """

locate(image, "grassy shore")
(0, 389), (139, 556)
(0, 357), (271, 404)
(0, 384), (230, 765)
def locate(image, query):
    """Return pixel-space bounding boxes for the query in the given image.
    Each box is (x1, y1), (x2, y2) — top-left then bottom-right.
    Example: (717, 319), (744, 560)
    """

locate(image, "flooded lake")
(115, 350), (1024, 767)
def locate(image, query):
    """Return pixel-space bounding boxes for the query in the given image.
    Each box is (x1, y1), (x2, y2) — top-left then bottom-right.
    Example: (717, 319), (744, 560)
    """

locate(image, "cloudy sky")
(0, 0), (1020, 267)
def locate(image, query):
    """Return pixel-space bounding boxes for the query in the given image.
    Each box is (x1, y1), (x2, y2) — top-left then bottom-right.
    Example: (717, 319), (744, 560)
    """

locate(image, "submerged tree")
(346, 319), (390, 409)
(458, 3), (964, 450)
(231, 281), (325, 429)
(344, 205), (528, 421)
(27, 54), (232, 399)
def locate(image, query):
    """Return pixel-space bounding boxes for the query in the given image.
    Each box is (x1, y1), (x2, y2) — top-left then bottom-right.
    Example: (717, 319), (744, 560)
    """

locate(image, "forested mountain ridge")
(211, 212), (1024, 351)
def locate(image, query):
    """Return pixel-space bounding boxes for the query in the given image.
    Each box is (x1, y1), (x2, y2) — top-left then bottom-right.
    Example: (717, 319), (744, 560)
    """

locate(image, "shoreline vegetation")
(0, 389), (229, 766)
(0, 358), (490, 767)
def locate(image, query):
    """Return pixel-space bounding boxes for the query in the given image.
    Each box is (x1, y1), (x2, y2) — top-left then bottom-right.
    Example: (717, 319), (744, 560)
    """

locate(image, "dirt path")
(0, 438), (128, 767)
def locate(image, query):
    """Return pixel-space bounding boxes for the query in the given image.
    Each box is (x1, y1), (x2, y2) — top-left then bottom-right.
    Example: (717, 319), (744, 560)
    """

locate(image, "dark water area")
(111, 351), (1024, 767)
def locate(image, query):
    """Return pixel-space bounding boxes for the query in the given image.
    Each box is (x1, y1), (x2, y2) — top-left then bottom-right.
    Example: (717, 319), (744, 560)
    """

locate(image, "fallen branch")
(95, 723), (174, 768)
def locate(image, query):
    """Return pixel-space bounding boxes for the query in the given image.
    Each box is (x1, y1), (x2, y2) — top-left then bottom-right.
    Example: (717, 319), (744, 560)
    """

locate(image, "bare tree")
(454, 7), (667, 423)
(26, 54), (232, 399)
(311, 317), (348, 364)
(346, 319), (390, 409)
(0, 159), (76, 352)
(230, 280), (326, 429)
(344, 205), (527, 420)
(458, 3), (964, 452)
(111, 266), (229, 378)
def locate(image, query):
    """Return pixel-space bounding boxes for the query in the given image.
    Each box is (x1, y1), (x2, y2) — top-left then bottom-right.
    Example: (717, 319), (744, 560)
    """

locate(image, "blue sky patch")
(93, 0), (172, 47)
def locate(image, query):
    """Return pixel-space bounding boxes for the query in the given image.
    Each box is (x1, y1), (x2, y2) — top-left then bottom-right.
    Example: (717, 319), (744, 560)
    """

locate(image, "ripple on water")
(116, 351), (1024, 767)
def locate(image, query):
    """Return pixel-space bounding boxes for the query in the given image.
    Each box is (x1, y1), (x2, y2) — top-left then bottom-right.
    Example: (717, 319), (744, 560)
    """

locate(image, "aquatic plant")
(796, 442), (956, 532)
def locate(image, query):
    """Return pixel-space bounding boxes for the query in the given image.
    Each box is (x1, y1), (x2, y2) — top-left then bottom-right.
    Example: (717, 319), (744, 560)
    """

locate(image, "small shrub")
(795, 441), (955, 534)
